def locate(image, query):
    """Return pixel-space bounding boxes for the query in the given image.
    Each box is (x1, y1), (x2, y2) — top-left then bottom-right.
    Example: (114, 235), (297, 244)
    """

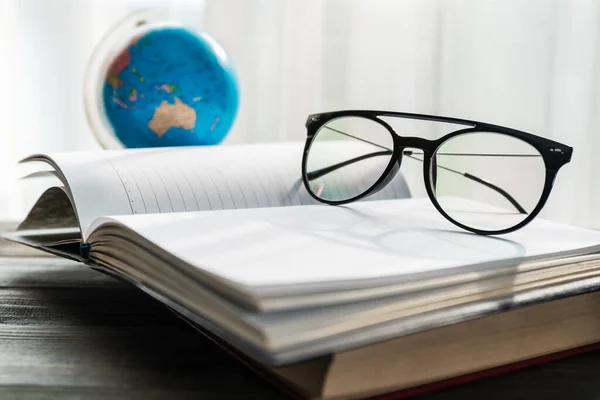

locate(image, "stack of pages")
(5, 142), (600, 399)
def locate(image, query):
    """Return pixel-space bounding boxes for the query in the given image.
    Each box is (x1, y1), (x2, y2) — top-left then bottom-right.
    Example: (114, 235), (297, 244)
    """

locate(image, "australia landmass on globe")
(148, 97), (197, 137)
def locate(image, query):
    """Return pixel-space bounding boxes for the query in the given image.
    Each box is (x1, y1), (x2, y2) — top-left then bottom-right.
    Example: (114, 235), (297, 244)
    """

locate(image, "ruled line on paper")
(133, 158), (162, 213)
(170, 162), (199, 212)
(104, 158), (135, 214)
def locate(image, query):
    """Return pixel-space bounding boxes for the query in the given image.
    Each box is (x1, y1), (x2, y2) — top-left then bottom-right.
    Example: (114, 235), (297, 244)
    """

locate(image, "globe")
(87, 15), (239, 149)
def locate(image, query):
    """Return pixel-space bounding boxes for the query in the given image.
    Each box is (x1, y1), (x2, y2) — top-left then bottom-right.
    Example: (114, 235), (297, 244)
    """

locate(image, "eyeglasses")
(301, 110), (572, 235)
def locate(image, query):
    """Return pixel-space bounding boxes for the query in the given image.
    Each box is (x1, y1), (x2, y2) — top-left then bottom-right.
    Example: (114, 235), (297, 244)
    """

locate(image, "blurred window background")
(0, 0), (598, 228)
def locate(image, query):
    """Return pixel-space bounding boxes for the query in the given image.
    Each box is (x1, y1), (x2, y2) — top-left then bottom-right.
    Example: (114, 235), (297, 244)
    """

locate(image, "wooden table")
(1, 254), (599, 399)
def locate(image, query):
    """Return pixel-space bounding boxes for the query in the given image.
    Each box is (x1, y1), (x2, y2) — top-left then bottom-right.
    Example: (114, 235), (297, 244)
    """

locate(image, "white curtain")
(0, 0), (598, 228)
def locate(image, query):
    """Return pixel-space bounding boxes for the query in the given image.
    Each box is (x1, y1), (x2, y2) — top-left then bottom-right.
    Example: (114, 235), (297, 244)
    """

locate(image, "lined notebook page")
(35, 142), (410, 237)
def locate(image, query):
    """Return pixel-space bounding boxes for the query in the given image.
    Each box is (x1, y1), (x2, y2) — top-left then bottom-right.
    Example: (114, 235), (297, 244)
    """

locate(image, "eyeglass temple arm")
(403, 151), (527, 214)
(305, 150), (393, 181)
(306, 150), (527, 214)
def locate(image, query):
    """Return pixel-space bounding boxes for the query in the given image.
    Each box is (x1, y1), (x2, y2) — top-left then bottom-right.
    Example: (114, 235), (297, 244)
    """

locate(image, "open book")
(10, 142), (409, 259)
(5, 141), (600, 399)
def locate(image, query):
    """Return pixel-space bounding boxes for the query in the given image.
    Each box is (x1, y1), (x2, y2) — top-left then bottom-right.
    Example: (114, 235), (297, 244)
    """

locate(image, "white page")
(90, 197), (600, 288)
(22, 142), (410, 239)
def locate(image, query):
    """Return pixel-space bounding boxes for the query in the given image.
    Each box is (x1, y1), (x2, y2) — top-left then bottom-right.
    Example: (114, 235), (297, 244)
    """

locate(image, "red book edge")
(368, 342), (600, 400)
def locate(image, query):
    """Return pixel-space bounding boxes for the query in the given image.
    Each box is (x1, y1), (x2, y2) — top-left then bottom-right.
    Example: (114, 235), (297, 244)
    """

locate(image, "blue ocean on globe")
(102, 27), (239, 148)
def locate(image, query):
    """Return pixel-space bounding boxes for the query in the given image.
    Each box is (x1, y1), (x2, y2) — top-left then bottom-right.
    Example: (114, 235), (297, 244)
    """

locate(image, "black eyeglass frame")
(301, 110), (573, 235)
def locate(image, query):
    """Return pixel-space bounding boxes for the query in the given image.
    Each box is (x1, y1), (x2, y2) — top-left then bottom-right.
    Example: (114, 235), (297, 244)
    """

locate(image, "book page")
(90, 197), (600, 289)
(22, 142), (410, 239)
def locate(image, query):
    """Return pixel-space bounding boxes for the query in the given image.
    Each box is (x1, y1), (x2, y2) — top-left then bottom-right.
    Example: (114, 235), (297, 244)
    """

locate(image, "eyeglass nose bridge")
(392, 136), (436, 153)
(371, 137), (435, 196)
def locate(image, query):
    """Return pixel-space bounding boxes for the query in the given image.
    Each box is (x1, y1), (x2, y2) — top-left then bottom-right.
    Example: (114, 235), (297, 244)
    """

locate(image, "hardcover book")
(5, 142), (600, 399)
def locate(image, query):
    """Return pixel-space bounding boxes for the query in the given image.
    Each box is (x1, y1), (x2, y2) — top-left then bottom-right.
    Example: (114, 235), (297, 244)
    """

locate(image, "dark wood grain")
(0, 254), (599, 400)
(0, 256), (284, 400)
